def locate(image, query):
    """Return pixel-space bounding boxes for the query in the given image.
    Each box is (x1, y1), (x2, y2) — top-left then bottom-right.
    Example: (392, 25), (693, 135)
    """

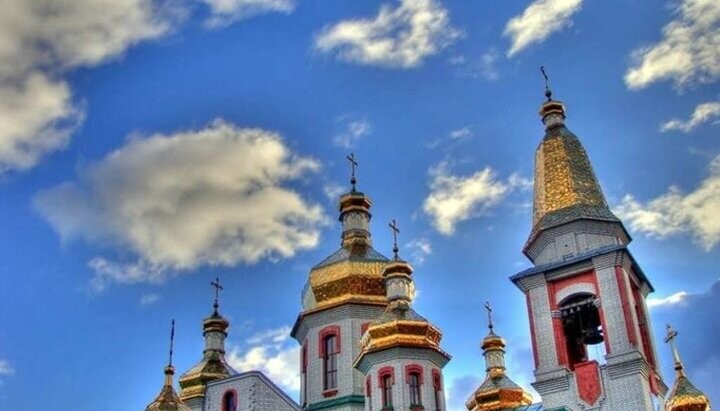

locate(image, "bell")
(583, 327), (604, 345)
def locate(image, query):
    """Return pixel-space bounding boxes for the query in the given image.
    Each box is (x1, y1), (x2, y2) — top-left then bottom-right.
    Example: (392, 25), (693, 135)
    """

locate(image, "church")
(143, 81), (712, 411)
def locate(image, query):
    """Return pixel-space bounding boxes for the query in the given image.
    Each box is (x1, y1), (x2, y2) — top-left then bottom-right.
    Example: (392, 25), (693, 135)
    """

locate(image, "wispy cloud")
(0, 0), (186, 174)
(406, 237), (432, 264)
(647, 291), (690, 308)
(449, 127), (474, 140)
(332, 118), (372, 149)
(139, 293), (160, 306)
(0, 360), (14, 377)
(35, 120), (327, 291)
(314, 0), (461, 69)
(227, 326), (299, 393)
(504, 0), (584, 57)
(201, 0), (295, 28)
(423, 162), (531, 235)
(614, 154), (720, 251)
(625, 0), (720, 89)
(661, 101), (720, 133)
(323, 182), (346, 202)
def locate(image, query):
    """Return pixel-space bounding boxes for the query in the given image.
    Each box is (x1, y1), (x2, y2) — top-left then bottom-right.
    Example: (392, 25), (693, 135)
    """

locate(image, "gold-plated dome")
(665, 325), (711, 411)
(466, 304), (533, 411)
(179, 282), (237, 403)
(526, 97), (620, 250)
(146, 366), (192, 411)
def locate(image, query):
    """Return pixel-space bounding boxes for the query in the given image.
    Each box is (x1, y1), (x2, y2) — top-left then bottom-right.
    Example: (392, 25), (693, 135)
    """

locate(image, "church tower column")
(511, 69), (667, 411)
(354, 220), (451, 411)
(291, 154), (390, 411)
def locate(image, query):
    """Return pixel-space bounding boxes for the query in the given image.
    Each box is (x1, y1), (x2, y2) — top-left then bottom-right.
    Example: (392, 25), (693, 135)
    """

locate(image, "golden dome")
(527, 98), (620, 249)
(467, 307), (533, 411)
(665, 325), (711, 411)
(301, 190), (390, 313)
(146, 365), (192, 411)
(178, 309), (236, 402)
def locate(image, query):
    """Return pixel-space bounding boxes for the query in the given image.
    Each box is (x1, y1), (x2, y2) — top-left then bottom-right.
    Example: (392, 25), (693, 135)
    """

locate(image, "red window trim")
(221, 389), (238, 411)
(432, 369), (442, 390)
(377, 366), (395, 387)
(404, 364), (424, 384)
(361, 322), (371, 335)
(318, 325), (341, 357)
(366, 375), (372, 396)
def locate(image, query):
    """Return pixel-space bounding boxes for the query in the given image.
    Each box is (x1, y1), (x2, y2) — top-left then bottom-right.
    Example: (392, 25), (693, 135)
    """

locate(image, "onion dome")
(356, 223), (449, 362)
(179, 279), (237, 404)
(146, 320), (192, 411)
(525, 69), (623, 255)
(299, 155), (389, 313)
(466, 303), (533, 411)
(664, 325), (711, 411)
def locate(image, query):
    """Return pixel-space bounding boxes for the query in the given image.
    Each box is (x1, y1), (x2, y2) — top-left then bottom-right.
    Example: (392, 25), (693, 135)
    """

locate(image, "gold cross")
(211, 276), (224, 312)
(388, 219), (400, 259)
(346, 153), (358, 191)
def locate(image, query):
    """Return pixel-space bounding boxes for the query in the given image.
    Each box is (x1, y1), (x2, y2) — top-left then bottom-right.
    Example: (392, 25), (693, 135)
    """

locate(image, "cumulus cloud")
(406, 237), (432, 264)
(35, 120), (327, 290)
(647, 291), (690, 308)
(423, 162), (531, 235)
(332, 118), (372, 149)
(614, 154), (720, 251)
(625, 0), (720, 89)
(201, 0), (295, 28)
(0, 0), (184, 173)
(504, 0), (583, 57)
(228, 325), (300, 393)
(323, 182), (346, 202)
(661, 101), (720, 133)
(314, 0), (460, 69)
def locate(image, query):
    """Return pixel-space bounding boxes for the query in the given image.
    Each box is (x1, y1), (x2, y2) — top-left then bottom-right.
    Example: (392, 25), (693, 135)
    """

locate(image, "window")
(409, 372), (421, 406)
(301, 342), (308, 406)
(382, 374), (393, 408)
(433, 371), (442, 411)
(222, 390), (237, 411)
(323, 334), (338, 390)
(366, 376), (372, 411)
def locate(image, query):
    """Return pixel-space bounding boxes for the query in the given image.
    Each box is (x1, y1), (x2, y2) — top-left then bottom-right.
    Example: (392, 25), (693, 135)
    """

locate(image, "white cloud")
(227, 326), (300, 393)
(0, 360), (14, 377)
(449, 127), (473, 140)
(0, 0), (184, 173)
(625, 0), (720, 89)
(423, 162), (531, 235)
(35, 120), (328, 290)
(332, 118), (372, 149)
(323, 182), (346, 202)
(504, 0), (583, 57)
(139, 293), (161, 305)
(614, 154), (720, 251)
(406, 237), (432, 264)
(314, 0), (460, 69)
(661, 101), (720, 133)
(647, 291), (690, 308)
(201, 0), (295, 28)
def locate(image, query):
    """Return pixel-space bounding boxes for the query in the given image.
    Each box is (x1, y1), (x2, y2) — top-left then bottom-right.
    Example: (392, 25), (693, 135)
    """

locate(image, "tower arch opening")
(559, 293), (605, 367)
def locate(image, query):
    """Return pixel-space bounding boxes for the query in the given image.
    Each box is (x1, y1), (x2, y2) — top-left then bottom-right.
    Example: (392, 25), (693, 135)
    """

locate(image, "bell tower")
(511, 70), (667, 410)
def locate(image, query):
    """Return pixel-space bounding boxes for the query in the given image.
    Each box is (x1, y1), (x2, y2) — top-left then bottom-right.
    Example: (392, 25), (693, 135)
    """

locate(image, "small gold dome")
(146, 366), (192, 411)
(665, 375), (711, 411)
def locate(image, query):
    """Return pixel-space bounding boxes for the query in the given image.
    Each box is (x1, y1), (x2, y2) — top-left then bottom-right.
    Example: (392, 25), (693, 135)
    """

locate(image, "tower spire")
(664, 324), (711, 411)
(145, 320), (192, 411)
(169, 319), (175, 368)
(664, 324), (684, 377)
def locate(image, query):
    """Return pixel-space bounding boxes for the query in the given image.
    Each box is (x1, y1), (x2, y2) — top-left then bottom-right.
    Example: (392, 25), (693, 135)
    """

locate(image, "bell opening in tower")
(559, 294), (605, 368)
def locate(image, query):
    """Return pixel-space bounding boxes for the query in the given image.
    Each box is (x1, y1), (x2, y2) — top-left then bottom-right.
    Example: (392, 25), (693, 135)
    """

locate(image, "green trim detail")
(306, 394), (365, 410)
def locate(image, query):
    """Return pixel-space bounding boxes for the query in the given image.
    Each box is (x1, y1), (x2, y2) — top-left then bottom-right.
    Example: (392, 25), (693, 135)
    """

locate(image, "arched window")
(559, 294), (604, 367)
(222, 390), (237, 411)
(382, 374), (393, 408)
(433, 371), (442, 411)
(408, 372), (422, 406)
(323, 334), (338, 390)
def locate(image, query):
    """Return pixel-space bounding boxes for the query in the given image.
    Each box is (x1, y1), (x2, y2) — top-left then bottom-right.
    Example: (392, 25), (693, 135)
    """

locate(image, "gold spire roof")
(665, 325), (711, 411)
(146, 366), (193, 411)
(466, 303), (533, 411)
(526, 95), (621, 250)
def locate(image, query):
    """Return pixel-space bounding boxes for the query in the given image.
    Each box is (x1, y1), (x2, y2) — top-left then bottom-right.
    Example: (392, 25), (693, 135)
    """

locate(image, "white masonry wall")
(204, 371), (300, 411)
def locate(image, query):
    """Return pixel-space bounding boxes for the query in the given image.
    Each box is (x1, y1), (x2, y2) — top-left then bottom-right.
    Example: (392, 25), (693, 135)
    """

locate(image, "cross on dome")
(388, 219), (400, 260)
(346, 153), (358, 192)
(211, 276), (223, 313)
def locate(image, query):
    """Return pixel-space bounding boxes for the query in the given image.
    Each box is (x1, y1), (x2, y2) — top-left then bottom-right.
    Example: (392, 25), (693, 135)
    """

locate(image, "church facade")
(144, 84), (711, 411)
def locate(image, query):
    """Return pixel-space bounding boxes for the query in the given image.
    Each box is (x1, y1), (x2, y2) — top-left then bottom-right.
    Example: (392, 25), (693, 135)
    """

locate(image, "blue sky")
(0, 1), (718, 410)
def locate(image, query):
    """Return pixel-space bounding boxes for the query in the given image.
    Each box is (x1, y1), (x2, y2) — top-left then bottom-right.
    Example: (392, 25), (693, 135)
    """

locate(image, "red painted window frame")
(378, 366), (395, 409)
(319, 326), (340, 395)
(405, 364), (423, 407)
(432, 368), (442, 410)
(221, 389), (238, 411)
